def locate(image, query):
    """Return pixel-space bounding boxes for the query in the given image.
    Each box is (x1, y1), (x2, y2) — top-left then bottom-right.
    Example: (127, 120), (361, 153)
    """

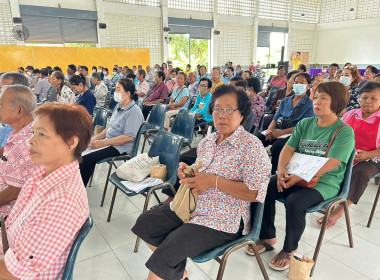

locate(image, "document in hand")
(261, 130), (292, 139)
(286, 152), (329, 182)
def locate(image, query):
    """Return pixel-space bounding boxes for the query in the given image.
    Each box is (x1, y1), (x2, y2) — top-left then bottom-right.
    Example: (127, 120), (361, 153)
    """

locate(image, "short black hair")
(199, 77), (212, 89)
(227, 66), (234, 72)
(209, 85), (251, 125)
(230, 76), (243, 83)
(69, 74), (87, 87)
(126, 73), (136, 80)
(246, 77), (261, 93)
(298, 64), (307, 72)
(118, 79), (138, 102)
(286, 70), (299, 80)
(359, 81), (380, 96)
(329, 63), (339, 69)
(294, 72), (312, 84)
(366, 65), (378, 75)
(26, 65), (34, 71)
(243, 70), (253, 78)
(156, 70), (165, 81)
(92, 66), (97, 71)
(40, 68), (49, 76)
(53, 66), (62, 72)
(138, 69), (146, 78)
(80, 65), (88, 72)
(68, 64), (76, 72)
(235, 79), (247, 90)
(170, 69), (178, 75)
(32, 69), (40, 74)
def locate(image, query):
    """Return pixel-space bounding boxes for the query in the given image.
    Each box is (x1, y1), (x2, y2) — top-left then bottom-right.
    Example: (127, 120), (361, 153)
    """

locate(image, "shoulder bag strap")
(288, 97), (308, 123)
(1, 214), (9, 252)
(324, 124), (347, 157)
(173, 86), (186, 103)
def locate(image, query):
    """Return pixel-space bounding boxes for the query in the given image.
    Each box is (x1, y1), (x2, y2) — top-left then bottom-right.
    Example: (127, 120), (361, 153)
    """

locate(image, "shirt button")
(29, 256), (33, 259)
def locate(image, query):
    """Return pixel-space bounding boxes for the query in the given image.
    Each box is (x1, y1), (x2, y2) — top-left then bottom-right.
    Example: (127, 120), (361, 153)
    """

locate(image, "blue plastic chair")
(107, 131), (184, 252)
(0, 124), (13, 147)
(92, 107), (109, 133)
(367, 172), (380, 227)
(147, 110), (196, 150)
(141, 103), (168, 152)
(107, 97), (118, 114)
(265, 86), (282, 112)
(62, 215), (93, 280)
(277, 149), (355, 276)
(136, 99), (144, 110)
(192, 202), (269, 280)
(98, 122), (145, 206)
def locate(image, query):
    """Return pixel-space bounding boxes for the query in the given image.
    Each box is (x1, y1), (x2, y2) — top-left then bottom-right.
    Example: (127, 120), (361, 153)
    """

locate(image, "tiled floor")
(74, 135), (380, 280)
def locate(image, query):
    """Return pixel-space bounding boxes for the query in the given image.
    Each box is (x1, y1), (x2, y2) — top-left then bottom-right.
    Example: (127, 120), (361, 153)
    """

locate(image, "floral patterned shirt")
(251, 94), (265, 128)
(57, 85), (76, 105)
(188, 126), (271, 234)
(347, 81), (367, 111)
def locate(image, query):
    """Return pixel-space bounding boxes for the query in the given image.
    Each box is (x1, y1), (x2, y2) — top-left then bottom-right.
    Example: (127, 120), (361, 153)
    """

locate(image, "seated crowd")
(0, 60), (379, 279)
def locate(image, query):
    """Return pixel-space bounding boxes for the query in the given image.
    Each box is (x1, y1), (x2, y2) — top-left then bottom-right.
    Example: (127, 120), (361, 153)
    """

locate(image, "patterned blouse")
(1, 161), (89, 279)
(188, 126), (271, 234)
(251, 94), (265, 127)
(347, 81), (367, 111)
(57, 85), (76, 105)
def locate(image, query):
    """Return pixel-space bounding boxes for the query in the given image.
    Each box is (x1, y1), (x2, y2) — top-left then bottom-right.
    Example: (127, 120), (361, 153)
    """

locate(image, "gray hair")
(90, 72), (101, 81)
(188, 72), (196, 78)
(3, 85), (37, 115)
(0, 72), (30, 86)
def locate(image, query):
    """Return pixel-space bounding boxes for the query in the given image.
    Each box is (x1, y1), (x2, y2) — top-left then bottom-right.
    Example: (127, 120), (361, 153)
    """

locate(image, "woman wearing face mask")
(103, 68), (112, 84)
(256, 73), (315, 175)
(79, 79), (144, 186)
(69, 74), (97, 115)
(341, 66), (365, 111)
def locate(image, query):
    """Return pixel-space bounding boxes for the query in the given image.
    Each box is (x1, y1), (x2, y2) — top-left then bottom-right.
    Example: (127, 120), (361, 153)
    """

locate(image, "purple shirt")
(147, 82), (168, 102)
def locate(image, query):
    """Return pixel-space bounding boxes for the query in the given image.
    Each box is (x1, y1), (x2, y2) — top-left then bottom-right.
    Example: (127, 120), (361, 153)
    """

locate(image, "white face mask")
(114, 92), (122, 103)
(340, 76), (351, 87)
(171, 77), (176, 81)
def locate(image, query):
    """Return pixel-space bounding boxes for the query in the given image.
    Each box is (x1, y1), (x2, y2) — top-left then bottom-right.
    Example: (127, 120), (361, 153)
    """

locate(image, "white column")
(161, 0), (169, 63)
(211, 10), (218, 67)
(252, 14), (258, 64)
(8, 0), (24, 46)
(95, 0), (106, 47)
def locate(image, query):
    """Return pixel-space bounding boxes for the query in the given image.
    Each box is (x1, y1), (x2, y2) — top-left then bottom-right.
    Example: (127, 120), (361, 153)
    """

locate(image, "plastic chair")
(61, 215), (93, 280)
(277, 149), (355, 276)
(106, 131), (184, 252)
(265, 86), (282, 112)
(147, 110), (196, 150)
(192, 202), (269, 280)
(136, 98), (144, 110)
(92, 107), (109, 134)
(107, 97), (118, 114)
(98, 123), (145, 206)
(141, 103), (168, 152)
(0, 124), (13, 147)
(367, 172), (380, 227)
(243, 111), (256, 133)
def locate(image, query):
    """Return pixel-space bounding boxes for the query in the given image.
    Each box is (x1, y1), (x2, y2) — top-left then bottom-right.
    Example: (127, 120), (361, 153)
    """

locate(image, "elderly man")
(0, 85), (39, 218)
(210, 67), (223, 94)
(90, 72), (108, 108)
(136, 70), (150, 99)
(79, 65), (95, 90)
(34, 68), (51, 102)
(187, 72), (199, 103)
(223, 67), (234, 85)
(145, 65), (155, 86)
(65, 64), (76, 81)
(323, 63), (339, 82)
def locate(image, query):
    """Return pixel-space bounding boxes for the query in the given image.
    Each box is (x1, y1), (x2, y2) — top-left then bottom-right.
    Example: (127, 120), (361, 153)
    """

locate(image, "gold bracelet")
(215, 175), (218, 191)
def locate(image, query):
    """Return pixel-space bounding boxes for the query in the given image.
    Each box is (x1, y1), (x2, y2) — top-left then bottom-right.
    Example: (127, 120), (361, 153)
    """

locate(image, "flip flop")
(245, 239), (275, 256)
(316, 217), (336, 229)
(268, 250), (290, 271)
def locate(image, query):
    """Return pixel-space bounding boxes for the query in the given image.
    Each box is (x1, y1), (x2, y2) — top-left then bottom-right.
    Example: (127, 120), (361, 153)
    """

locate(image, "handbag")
(172, 161), (202, 223)
(288, 254), (315, 280)
(296, 124), (347, 188)
(150, 164), (167, 181)
(116, 153), (160, 182)
(1, 214), (9, 252)
(276, 99), (308, 130)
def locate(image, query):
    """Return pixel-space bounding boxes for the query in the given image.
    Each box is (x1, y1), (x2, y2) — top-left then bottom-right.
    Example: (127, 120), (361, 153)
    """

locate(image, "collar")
(211, 125), (244, 147)
(8, 121), (33, 142)
(353, 108), (380, 119)
(118, 100), (135, 111)
(290, 93), (309, 104)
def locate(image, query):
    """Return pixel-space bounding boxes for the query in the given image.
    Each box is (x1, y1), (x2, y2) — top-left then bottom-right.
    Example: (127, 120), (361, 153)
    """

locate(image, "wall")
(314, 17), (380, 65)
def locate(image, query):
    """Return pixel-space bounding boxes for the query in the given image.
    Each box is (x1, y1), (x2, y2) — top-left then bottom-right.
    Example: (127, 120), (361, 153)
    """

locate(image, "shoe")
(268, 250), (290, 271)
(245, 239), (275, 256)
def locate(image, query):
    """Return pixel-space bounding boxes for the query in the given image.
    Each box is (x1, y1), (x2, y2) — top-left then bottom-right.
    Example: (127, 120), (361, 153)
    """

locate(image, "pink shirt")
(2, 161), (89, 279)
(188, 126), (271, 234)
(268, 75), (286, 88)
(165, 80), (178, 93)
(0, 122), (39, 217)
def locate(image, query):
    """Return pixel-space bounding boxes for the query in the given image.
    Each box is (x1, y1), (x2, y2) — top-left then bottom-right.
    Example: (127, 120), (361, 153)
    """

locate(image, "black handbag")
(276, 99), (308, 130)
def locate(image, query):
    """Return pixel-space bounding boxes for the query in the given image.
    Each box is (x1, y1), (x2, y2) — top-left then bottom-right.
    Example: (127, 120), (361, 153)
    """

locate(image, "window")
(168, 0), (213, 13)
(258, 0), (290, 21)
(105, 0), (160, 7)
(292, 0), (319, 23)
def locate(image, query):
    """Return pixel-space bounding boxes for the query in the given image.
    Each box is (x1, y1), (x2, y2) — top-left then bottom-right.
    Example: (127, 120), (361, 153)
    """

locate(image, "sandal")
(268, 250), (290, 271)
(245, 239), (275, 256)
(316, 217), (336, 229)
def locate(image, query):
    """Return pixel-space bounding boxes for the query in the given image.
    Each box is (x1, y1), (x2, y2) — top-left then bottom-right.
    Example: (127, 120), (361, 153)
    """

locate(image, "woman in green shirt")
(247, 81), (355, 271)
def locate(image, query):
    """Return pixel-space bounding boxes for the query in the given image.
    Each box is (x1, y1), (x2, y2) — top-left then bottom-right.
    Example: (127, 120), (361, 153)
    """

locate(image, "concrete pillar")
(8, 0), (24, 46)
(95, 0), (106, 47)
(161, 0), (169, 63)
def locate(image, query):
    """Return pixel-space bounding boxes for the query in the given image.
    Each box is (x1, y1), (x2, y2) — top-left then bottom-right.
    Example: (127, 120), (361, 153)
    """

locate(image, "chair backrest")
(93, 107), (109, 130)
(265, 86), (282, 111)
(136, 99), (144, 110)
(130, 122), (145, 158)
(170, 110), (196, 144)
(62, 215), (93, 280)
(246, 202), (264, 241)
(147, 103), (168, 129)
(148, 131), (184, 186)
(108, 98), (118, 112)
(243, 111), (256, 133)
(336, 149), (356, 199)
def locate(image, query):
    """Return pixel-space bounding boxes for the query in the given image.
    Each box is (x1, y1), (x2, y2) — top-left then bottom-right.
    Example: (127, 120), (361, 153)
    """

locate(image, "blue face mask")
(293, 84), (307, 95)
(340, 76), (351, 86)
(235, 70), (240, 74)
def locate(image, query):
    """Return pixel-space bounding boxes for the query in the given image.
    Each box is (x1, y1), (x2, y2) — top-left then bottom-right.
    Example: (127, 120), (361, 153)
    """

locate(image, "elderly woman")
(79, 79), (144, 186)
(341, 66), (365, 111)
(50, 71), (76, 104)
(257, 73), (315, 174)
(142, 71), (169, 119)
(246, 77), (265, 128)
(248, 81), (355, 270)
(132, 85), (271, 280)
(317, 82), (380, 228)
(0, 103), (91, 279)
(268, 65), (287, 88)
(69, 74), (96, 115)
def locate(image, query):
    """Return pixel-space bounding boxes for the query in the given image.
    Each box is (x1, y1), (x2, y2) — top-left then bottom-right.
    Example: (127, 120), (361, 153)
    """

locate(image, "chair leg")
(107, 186), (118, 222)
(88, 173), (94, 188)
(248, 242), (270, 280)
(342, 201), (354, 248)
(141, 135), (148, 153)
(152, 191), (161, 204)
(100, 162), (114, 207)
(367, 185), (380, 227)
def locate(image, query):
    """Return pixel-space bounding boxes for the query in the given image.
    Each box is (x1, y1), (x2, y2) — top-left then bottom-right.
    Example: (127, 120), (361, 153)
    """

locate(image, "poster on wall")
(289, 51), (309, 71)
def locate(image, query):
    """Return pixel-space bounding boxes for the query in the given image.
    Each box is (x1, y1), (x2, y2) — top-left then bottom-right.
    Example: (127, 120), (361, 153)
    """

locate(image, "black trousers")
(132, 205), (242, 280)
(142, 105), (153, 120)
(256, 133), (290, 175)
(259, 175), (324, 253)
(161, 147), (197, 198)
(79, 146), (122, 186)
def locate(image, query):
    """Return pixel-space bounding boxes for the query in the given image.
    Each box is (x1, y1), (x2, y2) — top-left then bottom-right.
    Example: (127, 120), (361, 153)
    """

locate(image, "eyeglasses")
(213, 107), (239, 115)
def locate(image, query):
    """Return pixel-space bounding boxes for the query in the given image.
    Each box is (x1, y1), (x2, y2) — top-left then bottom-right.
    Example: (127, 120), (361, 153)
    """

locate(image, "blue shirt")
(172, 86), (191, 110)
(273, 94), (315, 127)
(196, 74), (211, 82)
(112, 74), (120, 83)
(106, 101), (144, 154)
(190, 92), (213, 122)
(77, 89), (96, 115)
(224, 76), (233, 85)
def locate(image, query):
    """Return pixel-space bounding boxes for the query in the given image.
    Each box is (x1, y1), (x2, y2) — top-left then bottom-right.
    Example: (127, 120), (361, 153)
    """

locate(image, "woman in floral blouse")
(132, 85), (271, 280)
(50, 71), (77, 105)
